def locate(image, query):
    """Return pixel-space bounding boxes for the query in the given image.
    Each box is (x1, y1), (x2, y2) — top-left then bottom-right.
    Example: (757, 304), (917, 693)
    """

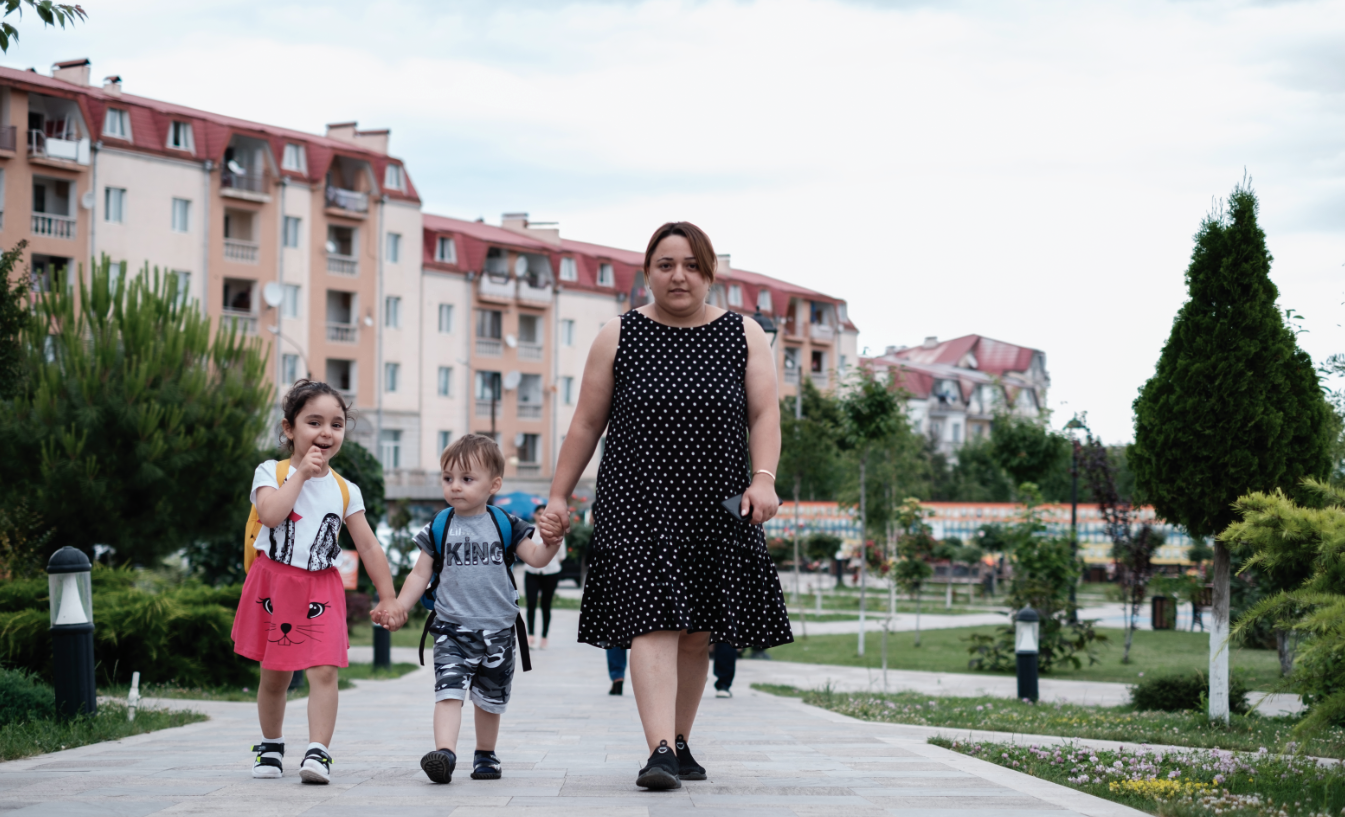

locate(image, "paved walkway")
(0, 610), (1143, 817)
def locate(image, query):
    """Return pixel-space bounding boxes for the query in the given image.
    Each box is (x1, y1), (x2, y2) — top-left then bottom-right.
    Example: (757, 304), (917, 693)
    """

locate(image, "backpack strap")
(486, 506), (531, 673)
(330, 468), (350, 518)
(243, 459), (291, 574)
(418, 508), (454, 666)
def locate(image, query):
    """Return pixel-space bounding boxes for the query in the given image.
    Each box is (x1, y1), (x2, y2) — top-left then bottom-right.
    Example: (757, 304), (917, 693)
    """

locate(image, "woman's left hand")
(741, 475), (779, 525)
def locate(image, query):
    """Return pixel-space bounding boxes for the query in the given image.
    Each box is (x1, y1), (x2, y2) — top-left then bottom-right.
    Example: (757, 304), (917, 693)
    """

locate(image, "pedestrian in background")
(607, 647), (627, 695)
(524, 540), (565, 650)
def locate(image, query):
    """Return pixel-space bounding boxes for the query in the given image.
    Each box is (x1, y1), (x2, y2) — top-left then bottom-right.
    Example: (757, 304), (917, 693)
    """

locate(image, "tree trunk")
(945, 577), (953, 609)
(1209, 541), (1231, 723)
(1276, 629), (1295, 677)
(1122, 610), (1135, 663)
(857, 452), (867, 656)
(914, 594), (922, 647)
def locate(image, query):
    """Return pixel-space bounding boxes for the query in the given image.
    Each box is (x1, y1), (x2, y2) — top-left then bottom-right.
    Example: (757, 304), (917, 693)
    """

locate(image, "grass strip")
(0, 702), (206, 761)
(932, 737), (1345, 817)
(100, 662), (420, 703)
(751, 684), (1345, 759)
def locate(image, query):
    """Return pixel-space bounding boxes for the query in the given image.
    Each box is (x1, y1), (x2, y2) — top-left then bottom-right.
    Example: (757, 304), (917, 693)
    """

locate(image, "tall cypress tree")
(1131, 181), (1333, 719)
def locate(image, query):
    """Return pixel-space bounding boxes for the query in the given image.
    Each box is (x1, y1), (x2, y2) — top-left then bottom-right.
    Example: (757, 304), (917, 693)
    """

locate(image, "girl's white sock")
(307, 741), (329, 755)
(258, 736), (283, 759)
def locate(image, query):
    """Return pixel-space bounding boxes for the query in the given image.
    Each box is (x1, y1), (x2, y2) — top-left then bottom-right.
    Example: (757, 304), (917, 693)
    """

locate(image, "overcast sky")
(8, 0), (1343, 443)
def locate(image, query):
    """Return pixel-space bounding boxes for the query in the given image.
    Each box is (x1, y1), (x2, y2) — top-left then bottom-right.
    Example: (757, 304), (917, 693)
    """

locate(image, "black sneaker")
(250, 741), (284, 779)
(420, 748), (457, 784)
(609, 679), (624, 696)
(635, 740), (682, 790)
(298, 747), (332, 785)
(471, 749), (502, 780)
(675, 734), (706, 780)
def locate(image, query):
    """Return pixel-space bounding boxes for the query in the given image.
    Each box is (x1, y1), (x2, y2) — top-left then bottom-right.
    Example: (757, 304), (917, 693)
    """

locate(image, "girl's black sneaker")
(675, 734), (706, 780)
(609, 679), (624, 696)
(471, 750), (502, 780)
(420, 748), (457, 784)
(635, 740), (682, 790)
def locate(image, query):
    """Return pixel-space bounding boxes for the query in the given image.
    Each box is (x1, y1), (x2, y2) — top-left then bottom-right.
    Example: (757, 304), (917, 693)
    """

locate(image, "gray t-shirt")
(414, 510), (533, 631)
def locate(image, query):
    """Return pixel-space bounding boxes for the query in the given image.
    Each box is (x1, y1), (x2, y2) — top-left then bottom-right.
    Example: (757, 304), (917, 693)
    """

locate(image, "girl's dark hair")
(279, 379), (353, 453)
(643, 221), (717, 283)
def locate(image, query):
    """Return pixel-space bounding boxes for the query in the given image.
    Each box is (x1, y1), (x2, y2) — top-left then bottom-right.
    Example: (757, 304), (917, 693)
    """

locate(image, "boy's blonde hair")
(440, 433), (505, 479)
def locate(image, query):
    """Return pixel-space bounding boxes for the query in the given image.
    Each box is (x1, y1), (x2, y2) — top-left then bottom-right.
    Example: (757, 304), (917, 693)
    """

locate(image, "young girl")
(231, 380), (406, 784)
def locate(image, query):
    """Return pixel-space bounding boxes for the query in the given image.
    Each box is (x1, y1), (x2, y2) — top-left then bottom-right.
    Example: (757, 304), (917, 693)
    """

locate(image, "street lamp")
(1015, 606), (1040, 702)
(47, 547), (96, 718)
(1063, 414), (1089, 621)
(750, 307), (778, 347)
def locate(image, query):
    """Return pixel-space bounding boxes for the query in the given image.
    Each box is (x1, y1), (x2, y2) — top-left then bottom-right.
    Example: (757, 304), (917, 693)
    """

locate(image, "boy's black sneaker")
(675, 734), (706, 780)
(470, 749), (502, 780)
(420, 748), (457, 784)
(635, 740), (682, 790)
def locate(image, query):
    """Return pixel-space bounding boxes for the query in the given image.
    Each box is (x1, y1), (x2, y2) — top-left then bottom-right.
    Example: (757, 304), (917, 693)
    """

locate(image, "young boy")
(394, 434), (562, 783)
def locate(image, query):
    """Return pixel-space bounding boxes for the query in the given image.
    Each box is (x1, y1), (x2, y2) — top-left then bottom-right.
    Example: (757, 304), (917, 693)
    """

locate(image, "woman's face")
(646, 234), (710, 315)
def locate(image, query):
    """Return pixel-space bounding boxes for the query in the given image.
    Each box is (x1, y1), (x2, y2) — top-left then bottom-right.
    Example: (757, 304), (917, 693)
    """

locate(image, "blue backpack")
(417, 505), (532, 672)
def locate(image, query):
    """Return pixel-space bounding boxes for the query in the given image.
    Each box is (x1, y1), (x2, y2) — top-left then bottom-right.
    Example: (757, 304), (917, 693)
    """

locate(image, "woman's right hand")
(541, 499), (572, 543)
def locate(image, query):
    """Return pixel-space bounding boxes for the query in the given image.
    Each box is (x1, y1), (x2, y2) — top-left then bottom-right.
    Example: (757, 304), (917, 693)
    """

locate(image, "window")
(283, 216), (301, 248)
(757, 288), (773, 313)
(282, 143), (306, 173)
(438, 303), (454, 333)
(560, 319), (575, 346)
(518, 314), (541, 344)
(561, 376), (574, 405)
(103, 108), (130, 139)
(476, 309), (502, 339)
(559, 257), (577, 282)
(384, 296), (401, 329)
(104, 187), (125, 223)
(379, 429), (402, 469)
(384, 362), (400, 393)
(728, 284), (743, 307)
(282, 354), (299, 384)
(171, 270), (191, 305)
(326, 359), (354, 392)
(838, 303), (848, 323)
(952, 423), (962, 444)
(435, 236), (457, 263)
(386, 232), (401, 263)
(384, 163), (404, 190)
(475, 371), (502, 401)
(811, 350), (826, 373)
(282, 284), (300, 318)
(518, 433), (540, 464)
(838, 355), (848, 373)
(597, 263), (614, 287)
(167, 121), (194, 151)
(437, 366), (454, 397)
(438, 430), (453, 452)
(171, 198), (190, 233)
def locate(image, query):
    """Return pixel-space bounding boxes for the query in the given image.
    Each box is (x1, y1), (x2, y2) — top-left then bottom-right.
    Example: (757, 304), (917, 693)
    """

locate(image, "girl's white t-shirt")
(250, 459), (366, 572)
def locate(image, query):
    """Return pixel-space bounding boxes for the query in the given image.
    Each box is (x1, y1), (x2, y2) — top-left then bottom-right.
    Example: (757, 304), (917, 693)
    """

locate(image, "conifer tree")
(1131, 181), (1334, 720)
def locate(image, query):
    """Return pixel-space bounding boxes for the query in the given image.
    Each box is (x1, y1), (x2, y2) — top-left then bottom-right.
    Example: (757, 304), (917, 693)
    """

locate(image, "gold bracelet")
(753, 469), (776, 482)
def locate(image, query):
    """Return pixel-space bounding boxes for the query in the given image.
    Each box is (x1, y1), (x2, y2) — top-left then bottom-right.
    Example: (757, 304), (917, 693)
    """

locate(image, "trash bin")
(1150, 595), (1176, 630)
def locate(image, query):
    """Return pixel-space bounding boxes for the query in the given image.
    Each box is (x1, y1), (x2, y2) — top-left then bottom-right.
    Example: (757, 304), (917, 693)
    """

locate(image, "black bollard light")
(372, 592), (391, 670)
(47, 547), (97, 718)
(1015, 606), (1040, 703)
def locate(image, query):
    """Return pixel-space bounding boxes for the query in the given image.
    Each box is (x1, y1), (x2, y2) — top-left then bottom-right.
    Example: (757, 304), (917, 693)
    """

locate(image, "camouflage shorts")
(430, 619), (515, 713)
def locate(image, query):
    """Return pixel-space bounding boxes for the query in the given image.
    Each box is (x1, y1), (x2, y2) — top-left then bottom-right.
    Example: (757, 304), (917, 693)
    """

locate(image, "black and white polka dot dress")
(578, 309), (794, 650)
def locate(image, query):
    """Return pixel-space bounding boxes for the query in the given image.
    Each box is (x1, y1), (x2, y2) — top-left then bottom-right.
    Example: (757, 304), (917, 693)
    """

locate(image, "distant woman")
(538, 221), (791, 791)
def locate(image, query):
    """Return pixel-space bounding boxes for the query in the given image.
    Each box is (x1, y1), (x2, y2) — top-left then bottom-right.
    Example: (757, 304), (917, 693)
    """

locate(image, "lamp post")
(1015, 606), (1040, 702)
(372, 591), (391, 670)
(1063, 415), (1089, 622)
(47, 547), (96, 718)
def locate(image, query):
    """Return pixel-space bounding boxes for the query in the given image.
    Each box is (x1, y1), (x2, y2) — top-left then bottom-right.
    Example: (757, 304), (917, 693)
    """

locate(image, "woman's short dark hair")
(279, 379), (353, 452)
(643, 222), (718, 284)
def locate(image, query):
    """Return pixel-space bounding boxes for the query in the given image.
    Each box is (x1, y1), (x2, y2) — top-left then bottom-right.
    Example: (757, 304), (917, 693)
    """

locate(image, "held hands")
(536, 499), (571, 548)
(741, 475), (780, 525)
(370, 599), (408, 632)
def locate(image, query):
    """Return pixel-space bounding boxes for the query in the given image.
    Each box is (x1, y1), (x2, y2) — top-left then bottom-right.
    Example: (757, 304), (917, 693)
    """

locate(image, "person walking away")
(536, 221), (792, 791)
(392, 434), (563, 784)
(524, 538), (565, 649)
(607, 647), (627, 695)
(712, 643), (737, 698)
(233, 380), (407, 784)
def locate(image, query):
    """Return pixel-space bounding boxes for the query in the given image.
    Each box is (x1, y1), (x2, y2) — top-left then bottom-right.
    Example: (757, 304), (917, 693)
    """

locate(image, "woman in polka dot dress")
(539, 221), (791, 791)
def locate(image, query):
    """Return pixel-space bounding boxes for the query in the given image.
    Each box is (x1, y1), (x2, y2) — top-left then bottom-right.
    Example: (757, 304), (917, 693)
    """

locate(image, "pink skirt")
(232, 553), (349, 671)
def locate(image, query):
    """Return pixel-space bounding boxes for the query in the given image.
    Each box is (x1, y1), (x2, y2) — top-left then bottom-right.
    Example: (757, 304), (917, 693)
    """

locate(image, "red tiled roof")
(883, 335), (1039, 378)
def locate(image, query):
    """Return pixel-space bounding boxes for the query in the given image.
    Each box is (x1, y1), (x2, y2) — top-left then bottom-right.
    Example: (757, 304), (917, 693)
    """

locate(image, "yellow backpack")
(243, 459), (351, 573)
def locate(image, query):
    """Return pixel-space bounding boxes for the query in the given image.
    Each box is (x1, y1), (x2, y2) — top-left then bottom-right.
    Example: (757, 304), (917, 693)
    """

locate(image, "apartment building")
(0, 59), (421, 461)
(864, 335), (1051, 454)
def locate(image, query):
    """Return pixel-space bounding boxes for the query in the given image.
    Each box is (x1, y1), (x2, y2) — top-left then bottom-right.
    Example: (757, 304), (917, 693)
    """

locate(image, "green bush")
(1130, 671), (1249, 715)
(0, 564), (252, 688)
(0, 668), (54, 726)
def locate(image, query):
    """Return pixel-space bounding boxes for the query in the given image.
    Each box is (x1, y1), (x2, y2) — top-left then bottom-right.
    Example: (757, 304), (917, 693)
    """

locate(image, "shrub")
(0, 668), (54, 726)
(1130, 671), (1249, 715)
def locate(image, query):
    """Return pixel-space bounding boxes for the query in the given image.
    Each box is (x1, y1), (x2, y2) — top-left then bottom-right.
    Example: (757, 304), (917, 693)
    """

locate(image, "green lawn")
(100, 662), (420, 703)
(1, 702), (206, 761)
(766, 626), (1283, 688)
(754, 685), (1345, 759)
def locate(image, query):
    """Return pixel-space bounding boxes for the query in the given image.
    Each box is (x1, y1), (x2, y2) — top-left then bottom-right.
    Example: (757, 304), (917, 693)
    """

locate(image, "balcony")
(221, 309), (257, 335)
(221, 170), (270, 202)
(32, 213), (76, 239)
(518, 342), (544, 361)
(783, 367), (800, 385)
(478, 274), (516, 304)
(475, 399), (499, 418)
(327, 322), (359, 343)
(325, 186), (368, 214)
(0, 125), (15, 153)
(811, 372), (830, 390)
(810, 324), (836, 344)
(518, 281), (553, 305)
(224, 239), (259, 264)
(517, 404), (542, 420)
(28, 130), (87, 165)
(327, 254), (358, 276)
(516, 463), (541, 478)
(476, 338), (502, 356)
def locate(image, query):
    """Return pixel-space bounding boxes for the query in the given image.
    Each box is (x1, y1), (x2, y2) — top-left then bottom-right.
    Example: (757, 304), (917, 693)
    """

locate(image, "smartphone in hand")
(721, 494), (751, 521)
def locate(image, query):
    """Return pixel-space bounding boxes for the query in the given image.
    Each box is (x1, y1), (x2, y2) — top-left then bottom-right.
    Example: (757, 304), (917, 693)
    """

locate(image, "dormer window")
(727, 284), (743, 308)
(597, 263), (614, 287)
(838, 303), (848, 323)
(756, 289), (773, 313)
(282, 143), (307, 173)
(560, 257), (577, 282)
(103, 108), (130, 140)
(435, 236), (457, 264)
(384, 163), (404, 191)
(167, 121), (193, 152)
